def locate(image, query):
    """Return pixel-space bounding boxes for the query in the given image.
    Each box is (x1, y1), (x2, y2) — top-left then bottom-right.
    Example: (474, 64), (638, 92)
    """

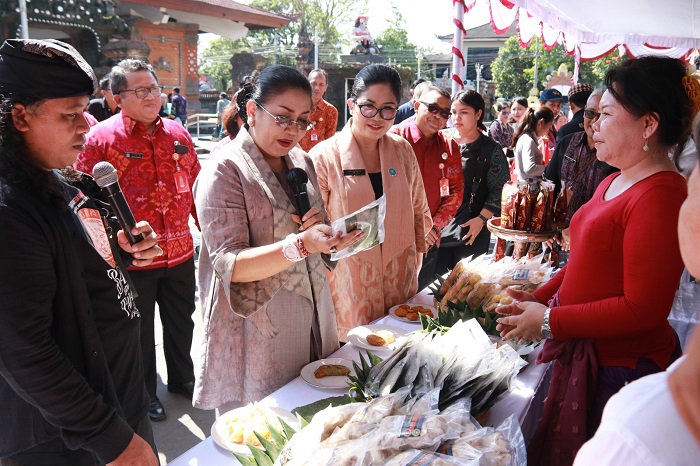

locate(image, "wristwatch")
(282, 234), (304, 262)
(541, 308), (554, 340)
(478, 214), (489, 224)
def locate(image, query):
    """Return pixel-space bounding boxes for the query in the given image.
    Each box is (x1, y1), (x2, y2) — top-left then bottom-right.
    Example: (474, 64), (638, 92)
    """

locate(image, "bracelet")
(478, 214), (488, 224)
(296, 234), (311, 258)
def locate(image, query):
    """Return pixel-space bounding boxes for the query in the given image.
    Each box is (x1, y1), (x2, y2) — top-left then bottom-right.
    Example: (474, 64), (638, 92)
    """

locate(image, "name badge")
(343, 169), (366, 177)
(174, 171), (190, 194)
(125, 152), (143, 159)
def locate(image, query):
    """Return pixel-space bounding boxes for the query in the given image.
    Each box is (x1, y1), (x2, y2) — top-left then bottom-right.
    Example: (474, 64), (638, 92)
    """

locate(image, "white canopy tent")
(451, 0), (700, 93)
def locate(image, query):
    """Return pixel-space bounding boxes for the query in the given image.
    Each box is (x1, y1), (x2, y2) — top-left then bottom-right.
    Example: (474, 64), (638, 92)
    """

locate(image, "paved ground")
(151, 136), (217, 465)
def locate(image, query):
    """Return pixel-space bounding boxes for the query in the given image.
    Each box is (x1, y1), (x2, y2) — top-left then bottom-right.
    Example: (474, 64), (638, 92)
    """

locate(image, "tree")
(198, 36), (249, 91)
(491, 35), (624, 98)
(490, 36), (533, 98)
(375, 6), (418, 74)
(248, 0), (361, 55)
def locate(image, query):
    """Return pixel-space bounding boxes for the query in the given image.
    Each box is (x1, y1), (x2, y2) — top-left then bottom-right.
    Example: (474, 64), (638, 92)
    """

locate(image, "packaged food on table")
(385, 449), (481, 465)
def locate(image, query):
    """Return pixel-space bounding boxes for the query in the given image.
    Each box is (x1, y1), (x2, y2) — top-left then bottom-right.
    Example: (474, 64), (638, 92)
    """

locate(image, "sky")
(200, 0), (492, 53)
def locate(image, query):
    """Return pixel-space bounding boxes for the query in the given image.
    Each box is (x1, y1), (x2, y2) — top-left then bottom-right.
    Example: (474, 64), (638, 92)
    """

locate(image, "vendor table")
(169, 289), (551, 466)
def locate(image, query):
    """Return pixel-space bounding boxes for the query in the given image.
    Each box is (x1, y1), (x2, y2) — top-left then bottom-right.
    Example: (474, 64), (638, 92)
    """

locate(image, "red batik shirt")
(299, 98), (339, 152)
(75, 113), (200, 270)
(390, 119), (464, 232)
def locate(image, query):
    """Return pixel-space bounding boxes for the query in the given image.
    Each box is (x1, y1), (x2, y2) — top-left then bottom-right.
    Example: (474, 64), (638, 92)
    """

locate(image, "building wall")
(134, 20), (201, 112)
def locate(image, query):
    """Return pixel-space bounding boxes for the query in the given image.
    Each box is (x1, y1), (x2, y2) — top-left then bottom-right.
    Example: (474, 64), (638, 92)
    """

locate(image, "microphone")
(92, 161), (144, 245)
(286, 167), (312, 218)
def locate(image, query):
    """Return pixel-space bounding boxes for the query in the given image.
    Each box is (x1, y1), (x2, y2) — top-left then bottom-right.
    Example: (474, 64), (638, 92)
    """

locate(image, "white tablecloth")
(169, 289), (551, 465)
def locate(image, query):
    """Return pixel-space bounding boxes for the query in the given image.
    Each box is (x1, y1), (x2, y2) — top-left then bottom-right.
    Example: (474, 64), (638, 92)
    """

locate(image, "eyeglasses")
(256, 103), (311, 131)
(419, 101), (451, 119)
(119, 86), (163, 99)
(500, 110), (510, 115)
(356, 103), (398, 120)
(583, 108), (600, 120)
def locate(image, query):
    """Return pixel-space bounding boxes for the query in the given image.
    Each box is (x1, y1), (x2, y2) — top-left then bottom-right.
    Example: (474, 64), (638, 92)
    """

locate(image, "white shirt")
(513, 132), (545, 180)
(574, 356), (700, 466)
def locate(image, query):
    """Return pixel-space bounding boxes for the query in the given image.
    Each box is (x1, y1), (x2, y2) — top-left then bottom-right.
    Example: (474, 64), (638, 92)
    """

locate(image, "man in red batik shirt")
(299, 68), (338, 152)
(75, 59), (200, 422)
(390, 85), (464, 291)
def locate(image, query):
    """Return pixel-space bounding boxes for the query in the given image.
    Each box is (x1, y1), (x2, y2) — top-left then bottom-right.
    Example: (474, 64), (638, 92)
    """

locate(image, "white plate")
(388, 303), (438, 324)
(211, 404), (297, 454)
(300, 358), (355, 389)
(347, 324), (407, 351)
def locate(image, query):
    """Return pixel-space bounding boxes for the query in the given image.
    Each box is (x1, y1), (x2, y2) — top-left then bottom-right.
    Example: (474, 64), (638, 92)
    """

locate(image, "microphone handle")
(295, 189), (312, 219)
(104, 185), (145, 245)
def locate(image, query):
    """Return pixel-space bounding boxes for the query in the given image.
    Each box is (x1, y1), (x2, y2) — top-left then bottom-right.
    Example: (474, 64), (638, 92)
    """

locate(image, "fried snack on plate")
(394, 307), (409, 317)
(314, 364), (351, 379)
(405, 312), (419, 321)
(366, 330), (395, 346)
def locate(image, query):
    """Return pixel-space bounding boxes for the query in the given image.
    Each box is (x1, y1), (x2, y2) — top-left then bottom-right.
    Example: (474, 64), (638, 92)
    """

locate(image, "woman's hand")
(496, 301), (548, 342)
(495, 288), (542, 339)
(117, 221), (162, 267)
(460, 217), (484, 246)
(426, 226), (439, 249)
(300, 224), (364, 255)
(544, 228), (571, 251)
(292, 208), (323, 232)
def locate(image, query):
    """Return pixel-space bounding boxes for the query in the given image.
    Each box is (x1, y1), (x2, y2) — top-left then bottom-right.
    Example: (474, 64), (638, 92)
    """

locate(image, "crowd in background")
(2, 36), (700, 466)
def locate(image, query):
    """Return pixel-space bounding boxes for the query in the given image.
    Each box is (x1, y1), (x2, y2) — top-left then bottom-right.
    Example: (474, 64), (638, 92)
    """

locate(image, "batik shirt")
(76, 113), (200, 270)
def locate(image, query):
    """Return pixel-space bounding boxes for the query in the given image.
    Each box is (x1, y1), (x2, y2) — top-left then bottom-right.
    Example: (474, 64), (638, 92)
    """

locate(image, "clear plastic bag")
(668, 279), (700, 350)
(444, 414), (526, 466)
(330, 194), (386, 261)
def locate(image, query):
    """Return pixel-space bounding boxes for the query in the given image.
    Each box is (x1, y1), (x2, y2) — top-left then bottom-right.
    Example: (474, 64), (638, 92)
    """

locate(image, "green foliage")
(198, 36), (250, 91)
(248, 0), (360, 52)
(347, 351), (383, 402)
(491, 35), (624, 98)
(232, 415), (301, 466)
(375, 6), (419, 75)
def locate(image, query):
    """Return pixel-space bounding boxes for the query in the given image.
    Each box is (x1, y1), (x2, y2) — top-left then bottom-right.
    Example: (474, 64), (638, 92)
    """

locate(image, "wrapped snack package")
(465, 279), (499, 311)
(438, 256), (473, 296)
(540, 180), (556, 232)
(276, 402), (366, 465)
(514, 181), (532, 231)
(385, 449), (480, 466)
(529, 185), (547, 233)
(452, 414), (526, 466)
(323, 388), (412, 448)
(371, 407), (467, 452)
(493, 239), (508, 262)
(552, 180), (569, 227)
(500, 181), (520, 229)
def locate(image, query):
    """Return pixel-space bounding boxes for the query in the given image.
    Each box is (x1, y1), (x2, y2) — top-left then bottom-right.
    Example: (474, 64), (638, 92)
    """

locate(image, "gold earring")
(643, 138), (650, 152)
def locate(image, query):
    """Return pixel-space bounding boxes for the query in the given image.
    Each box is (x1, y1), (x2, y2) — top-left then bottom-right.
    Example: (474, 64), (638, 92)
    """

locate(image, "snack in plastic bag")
(330, 195), (386, 261)
(385, 449), (480, 466)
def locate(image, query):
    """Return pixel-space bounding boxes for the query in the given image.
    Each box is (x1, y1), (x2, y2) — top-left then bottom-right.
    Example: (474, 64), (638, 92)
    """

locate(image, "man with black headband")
(0, 39), (160, 465)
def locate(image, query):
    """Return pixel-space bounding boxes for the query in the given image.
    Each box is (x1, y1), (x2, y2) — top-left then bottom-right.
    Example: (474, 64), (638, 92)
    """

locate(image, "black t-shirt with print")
(77, 206), (148, 425)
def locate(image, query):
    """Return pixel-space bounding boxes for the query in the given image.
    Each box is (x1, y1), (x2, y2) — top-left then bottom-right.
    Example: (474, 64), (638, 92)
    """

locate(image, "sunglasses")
(584, 108), (600, 120)
(419, 101), (451, 119)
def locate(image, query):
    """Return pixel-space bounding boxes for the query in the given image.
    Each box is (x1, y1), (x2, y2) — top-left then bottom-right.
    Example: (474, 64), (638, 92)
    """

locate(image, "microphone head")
(92, 161), (119, 188)
(286, 167), (309, 188)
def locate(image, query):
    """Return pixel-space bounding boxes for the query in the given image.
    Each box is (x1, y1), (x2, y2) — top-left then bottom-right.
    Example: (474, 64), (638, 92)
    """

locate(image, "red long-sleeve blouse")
(533, 171), (687, 369)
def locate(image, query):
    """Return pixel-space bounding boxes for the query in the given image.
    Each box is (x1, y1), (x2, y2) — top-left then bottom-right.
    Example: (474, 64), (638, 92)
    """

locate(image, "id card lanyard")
(172, 141), (190, 194)
(438, 152), (450, 197)
(309, 120), (319, 141)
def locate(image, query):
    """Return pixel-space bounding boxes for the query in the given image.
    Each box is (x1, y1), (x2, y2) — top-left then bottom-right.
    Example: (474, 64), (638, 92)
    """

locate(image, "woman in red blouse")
(496, 56), (694, 465)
